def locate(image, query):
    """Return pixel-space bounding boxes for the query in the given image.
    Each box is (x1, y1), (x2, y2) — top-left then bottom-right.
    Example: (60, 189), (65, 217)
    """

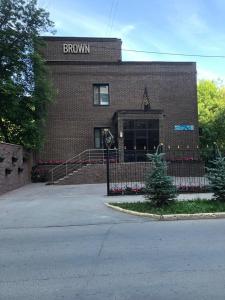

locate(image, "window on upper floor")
(93, 84), (109, 106)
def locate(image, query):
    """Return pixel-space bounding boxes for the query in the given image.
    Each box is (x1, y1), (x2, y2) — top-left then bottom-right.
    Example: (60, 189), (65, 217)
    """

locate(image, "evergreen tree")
(207, 145), (225, 201)
(144, 146), (177, 206)
(0, 0), (55, 149)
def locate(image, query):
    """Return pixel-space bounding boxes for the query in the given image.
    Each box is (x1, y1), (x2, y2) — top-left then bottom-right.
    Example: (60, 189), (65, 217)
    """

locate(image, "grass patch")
(109, 199), (225, 215)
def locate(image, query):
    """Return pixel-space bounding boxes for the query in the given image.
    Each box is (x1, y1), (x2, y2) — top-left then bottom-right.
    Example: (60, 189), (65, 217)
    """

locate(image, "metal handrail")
(49, 148), (118, 183)
(50, 149), (88, 172)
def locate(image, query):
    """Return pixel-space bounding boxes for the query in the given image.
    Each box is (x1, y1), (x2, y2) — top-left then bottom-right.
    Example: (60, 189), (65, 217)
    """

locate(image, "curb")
(105, 203), (225, 221)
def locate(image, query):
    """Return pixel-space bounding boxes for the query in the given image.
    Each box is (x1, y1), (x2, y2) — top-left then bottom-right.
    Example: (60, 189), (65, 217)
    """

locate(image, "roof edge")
(41, 36), (121, 42)
(45, 60), (196, 66)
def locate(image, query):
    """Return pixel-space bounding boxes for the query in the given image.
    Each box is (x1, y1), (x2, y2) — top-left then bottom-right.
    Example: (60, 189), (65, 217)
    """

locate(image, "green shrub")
(207, 146), (225, 201)
(144, 146), (177, 206)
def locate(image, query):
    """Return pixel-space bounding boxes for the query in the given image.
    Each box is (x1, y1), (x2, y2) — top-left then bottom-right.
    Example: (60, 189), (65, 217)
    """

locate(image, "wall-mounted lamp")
(119, 131), (123, 138)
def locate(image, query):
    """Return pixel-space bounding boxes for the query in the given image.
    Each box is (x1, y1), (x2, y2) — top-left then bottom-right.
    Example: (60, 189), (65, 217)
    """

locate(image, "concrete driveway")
(0, 183), (213, 229)
(0, 183), (148, 229)
(0, 183), (224, 300)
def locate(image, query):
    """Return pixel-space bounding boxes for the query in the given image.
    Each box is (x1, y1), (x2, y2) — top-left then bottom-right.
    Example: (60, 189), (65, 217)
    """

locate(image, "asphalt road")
(0, 184), (224, 300)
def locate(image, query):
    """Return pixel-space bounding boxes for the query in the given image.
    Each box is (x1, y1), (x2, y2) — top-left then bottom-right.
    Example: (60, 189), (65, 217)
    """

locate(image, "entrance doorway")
(123, 119), (159, 161)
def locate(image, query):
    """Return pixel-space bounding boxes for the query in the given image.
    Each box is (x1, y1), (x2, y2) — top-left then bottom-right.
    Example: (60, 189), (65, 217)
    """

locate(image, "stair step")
(68, 172), (77, 176)
(58, 176), (68, 181)
(49, 160), (108, 184)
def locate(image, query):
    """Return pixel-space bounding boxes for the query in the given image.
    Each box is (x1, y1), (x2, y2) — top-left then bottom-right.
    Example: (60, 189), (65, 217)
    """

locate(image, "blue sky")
(38, 0), (225, 81)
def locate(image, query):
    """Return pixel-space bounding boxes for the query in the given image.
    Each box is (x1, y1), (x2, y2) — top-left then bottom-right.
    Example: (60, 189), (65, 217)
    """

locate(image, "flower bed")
(109, 186), (145, 195)
(109, 185), (210, 195)
(167, 157), (201, 162)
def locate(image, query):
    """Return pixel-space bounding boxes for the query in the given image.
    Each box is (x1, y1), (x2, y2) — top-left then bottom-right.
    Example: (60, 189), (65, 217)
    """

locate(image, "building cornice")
(41, 36), (121, 42)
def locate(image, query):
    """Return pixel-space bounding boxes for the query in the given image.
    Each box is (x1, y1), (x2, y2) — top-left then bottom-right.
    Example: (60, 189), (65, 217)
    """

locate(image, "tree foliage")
(198, 80), (225, 157)
(0, 0), (55, 149)
(207, 147), (225, 201)
(144, 147), (177, 207)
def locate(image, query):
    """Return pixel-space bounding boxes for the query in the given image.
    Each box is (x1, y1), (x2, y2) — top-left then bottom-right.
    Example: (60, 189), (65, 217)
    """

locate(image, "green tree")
(198, 80), (225, 157)
(207, 146), (225, 201)
(0, 0), (55, 149)
(144, 146), (177, 207)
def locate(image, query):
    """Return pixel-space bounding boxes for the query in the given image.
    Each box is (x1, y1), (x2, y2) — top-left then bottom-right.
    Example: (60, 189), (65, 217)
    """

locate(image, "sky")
(37, 0), (225, 82)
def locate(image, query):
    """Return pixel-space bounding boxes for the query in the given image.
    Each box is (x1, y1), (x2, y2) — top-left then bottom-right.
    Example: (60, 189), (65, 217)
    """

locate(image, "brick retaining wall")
(0, 143), (33, 195)
(49, 160), (205, 185)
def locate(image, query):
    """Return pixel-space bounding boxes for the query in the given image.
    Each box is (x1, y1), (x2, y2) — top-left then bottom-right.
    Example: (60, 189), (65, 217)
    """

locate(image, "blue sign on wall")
(174, 125), (194, 131)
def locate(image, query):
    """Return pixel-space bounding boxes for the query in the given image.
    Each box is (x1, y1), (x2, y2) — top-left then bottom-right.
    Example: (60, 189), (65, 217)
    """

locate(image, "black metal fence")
(108, 149), (211, 195)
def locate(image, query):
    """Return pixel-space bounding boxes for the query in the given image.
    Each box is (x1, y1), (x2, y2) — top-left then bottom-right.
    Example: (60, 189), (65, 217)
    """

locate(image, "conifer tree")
(207, 145), (225, 201)
(144, 146), (177, 206)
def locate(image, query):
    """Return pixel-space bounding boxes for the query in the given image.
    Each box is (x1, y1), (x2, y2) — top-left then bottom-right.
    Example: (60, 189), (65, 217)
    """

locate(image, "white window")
(93, 84), (109, 105)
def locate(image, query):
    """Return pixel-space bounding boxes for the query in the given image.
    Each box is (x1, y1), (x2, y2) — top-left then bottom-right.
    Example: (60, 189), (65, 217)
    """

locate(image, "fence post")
(106, 148), (110, 196)
(103, 130), (114, 196)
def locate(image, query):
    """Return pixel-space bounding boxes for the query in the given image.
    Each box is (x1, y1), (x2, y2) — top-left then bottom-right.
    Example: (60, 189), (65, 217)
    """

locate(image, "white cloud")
(47, 8), (151, 61)
(197, 67), (225, 82)
(49, 8), (136, 41)
(119, 25), (135, 37)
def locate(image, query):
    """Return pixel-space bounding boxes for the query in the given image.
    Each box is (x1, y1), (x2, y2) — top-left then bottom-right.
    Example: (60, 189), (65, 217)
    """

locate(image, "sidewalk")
(108, 192), (213, 203)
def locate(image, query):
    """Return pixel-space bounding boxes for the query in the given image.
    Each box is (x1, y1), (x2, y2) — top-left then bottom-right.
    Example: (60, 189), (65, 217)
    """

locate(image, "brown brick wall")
(51, 160), (204, 185)
(0, 143), (33, 195)
(56, 164), (106, 185)
(41, 37), (122, 62)
(36, 37), (199, 163)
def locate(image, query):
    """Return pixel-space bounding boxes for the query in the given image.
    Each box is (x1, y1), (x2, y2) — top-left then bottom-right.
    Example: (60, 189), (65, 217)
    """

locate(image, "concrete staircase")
(54, 164), (106, 185)
(48, 149), (117, 185)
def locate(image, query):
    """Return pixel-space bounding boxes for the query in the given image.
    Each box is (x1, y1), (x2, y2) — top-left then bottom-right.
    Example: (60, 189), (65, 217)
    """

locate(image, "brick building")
(37, 36), (199, 164)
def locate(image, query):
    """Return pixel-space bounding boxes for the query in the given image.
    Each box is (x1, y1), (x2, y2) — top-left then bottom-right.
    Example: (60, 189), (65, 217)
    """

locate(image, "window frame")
(93, 84), (110, 106)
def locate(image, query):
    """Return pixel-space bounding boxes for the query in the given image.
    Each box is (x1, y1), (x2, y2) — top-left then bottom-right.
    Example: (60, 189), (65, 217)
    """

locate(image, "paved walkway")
(0, 183), (143, 229)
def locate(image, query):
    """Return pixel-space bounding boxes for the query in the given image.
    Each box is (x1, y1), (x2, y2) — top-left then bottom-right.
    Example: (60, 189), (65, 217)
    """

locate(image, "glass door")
(123, 119), (159, 161)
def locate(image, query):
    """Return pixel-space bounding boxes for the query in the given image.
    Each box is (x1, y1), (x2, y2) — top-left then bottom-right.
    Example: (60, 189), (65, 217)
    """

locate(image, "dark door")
(123, 119), (159, 161)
